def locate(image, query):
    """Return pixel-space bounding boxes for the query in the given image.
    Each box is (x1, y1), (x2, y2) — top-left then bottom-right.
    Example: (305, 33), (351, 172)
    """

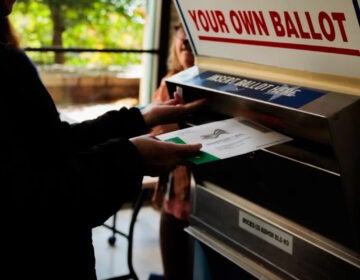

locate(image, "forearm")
(63, 107), (148, 150)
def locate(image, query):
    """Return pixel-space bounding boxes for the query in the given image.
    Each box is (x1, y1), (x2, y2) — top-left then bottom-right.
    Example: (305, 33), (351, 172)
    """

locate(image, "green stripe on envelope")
(164, 137), (187, 144)
(164, 137), (220, 165)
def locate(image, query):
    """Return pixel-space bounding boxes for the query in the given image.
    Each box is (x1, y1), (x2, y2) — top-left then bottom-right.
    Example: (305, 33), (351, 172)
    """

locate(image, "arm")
(2, 48), (144, 227)
(2, 47), (203, 228)
(60, 107), (148, 151)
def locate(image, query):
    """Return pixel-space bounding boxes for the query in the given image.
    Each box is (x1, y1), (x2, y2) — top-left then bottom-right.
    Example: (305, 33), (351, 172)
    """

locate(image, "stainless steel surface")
(167, 66), (360, 145)
(168, 66), (360, 278)
(185, 226), (286, 280)
(189, 182), (360, 279)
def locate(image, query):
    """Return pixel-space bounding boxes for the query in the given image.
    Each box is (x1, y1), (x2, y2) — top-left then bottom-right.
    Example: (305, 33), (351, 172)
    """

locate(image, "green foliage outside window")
(10, 0), (146, 67)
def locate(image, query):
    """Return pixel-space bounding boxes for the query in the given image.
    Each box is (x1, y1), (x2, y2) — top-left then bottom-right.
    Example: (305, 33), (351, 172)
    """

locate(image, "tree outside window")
(11, 0), (146, 66)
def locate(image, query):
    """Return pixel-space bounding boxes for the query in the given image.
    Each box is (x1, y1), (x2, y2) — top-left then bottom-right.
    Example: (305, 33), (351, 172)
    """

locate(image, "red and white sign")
(175, 0), (360, 78)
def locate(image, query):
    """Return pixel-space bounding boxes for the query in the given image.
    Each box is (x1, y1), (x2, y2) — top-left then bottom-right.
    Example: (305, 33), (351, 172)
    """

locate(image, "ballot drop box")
(164, 0), (360, 279)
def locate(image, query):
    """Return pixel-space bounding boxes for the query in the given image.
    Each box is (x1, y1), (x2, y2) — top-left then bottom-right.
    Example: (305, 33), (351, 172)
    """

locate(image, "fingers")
(163, 92), (184, 106)
(184, 98), (207, 111)
(131, 135), (201, 176)
(165, 98), (179, 106)
(167, 98), (206, 121)
(163, 141), (202, 166)
(144, 93), (207, 130)
(174, 142), (202, 157)
(166, 97), (207, 114)
(159, 140), (201, 156)
(173, 92), (186, 105)
(165, 93), (206, 109)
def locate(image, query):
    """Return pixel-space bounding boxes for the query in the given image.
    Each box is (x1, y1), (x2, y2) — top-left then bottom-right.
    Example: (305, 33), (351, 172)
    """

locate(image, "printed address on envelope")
(156, 116), (292, 164)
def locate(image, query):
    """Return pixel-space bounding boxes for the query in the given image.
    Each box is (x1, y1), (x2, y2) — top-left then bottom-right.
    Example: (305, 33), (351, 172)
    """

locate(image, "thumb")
(175, 143), (202, 157)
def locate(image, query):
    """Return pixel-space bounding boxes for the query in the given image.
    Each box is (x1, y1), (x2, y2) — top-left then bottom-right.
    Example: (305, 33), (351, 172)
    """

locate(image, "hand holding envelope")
(156, 116), (292, 164)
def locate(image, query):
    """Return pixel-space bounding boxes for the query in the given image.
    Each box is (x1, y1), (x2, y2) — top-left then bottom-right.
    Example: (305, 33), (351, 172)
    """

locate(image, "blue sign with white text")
(185, 71), (326, 109)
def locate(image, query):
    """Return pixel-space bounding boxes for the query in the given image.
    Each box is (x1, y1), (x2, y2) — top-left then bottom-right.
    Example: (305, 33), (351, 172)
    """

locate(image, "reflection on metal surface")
(168, 66), (360, 279)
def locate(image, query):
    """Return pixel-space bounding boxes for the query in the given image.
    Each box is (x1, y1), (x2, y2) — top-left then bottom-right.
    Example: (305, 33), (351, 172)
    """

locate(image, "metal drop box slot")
(166, 66), (360, 279)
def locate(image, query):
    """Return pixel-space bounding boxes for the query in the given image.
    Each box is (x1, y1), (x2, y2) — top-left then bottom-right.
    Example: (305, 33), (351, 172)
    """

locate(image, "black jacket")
(1, 43), (147, 279)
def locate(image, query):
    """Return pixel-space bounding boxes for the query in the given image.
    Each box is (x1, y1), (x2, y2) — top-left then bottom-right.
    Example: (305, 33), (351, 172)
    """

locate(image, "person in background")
(151, 22), (195, 280)
(0, 1), (206, 279)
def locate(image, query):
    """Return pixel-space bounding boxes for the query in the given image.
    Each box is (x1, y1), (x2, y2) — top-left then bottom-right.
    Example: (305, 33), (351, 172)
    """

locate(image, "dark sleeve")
(60, 106), (148, 151)
(2, 46), (144, 228)
(56, 137), (144, 227)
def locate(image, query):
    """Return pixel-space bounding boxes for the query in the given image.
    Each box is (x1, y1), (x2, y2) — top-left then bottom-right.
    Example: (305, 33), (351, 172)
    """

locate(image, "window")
(10, 0), (167, 117)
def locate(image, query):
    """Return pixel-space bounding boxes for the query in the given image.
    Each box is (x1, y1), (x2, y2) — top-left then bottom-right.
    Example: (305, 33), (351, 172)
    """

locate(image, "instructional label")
(239, 210), (294, 254)
(185, 70), (326, 109)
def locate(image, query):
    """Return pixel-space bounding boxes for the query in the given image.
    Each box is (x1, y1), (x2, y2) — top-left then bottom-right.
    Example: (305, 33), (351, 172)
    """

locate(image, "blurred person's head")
(0, 0), (16, 17)
(168, 22), (194, 72)
(0, 0), (19, 48)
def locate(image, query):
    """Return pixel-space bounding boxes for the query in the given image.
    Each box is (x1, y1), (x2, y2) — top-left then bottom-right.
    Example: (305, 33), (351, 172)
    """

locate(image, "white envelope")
(156, 116), (292, 164)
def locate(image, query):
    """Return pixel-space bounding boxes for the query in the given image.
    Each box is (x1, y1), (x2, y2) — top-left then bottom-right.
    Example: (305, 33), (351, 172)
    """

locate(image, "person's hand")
(142, 92), (206, 128)
(131, 134), (202, 176)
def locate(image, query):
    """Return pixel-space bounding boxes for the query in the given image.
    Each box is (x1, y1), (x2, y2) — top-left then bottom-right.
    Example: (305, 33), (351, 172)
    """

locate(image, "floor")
(93, 205), (164, 280)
